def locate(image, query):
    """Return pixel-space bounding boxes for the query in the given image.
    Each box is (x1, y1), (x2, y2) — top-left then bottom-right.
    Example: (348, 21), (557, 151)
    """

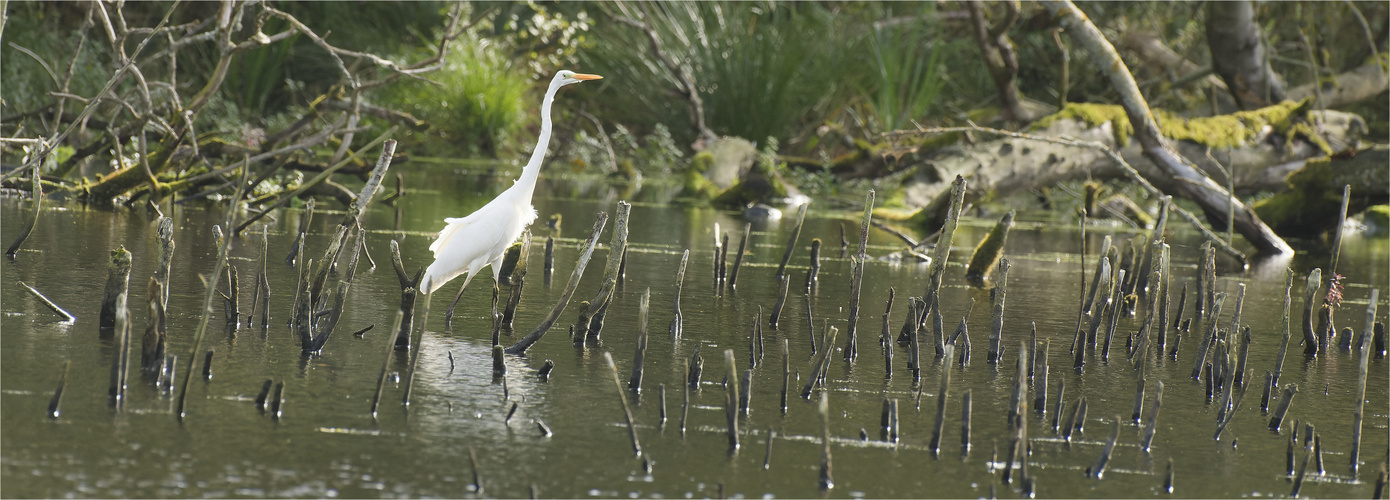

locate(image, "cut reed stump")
(670, 249), (689, 339)
(776, 203), (809, 282)
(603, 352), (642, 457)
(628, 289), (650, 392)
(99, 247), (134, 333)
(142, 278), (167, 371)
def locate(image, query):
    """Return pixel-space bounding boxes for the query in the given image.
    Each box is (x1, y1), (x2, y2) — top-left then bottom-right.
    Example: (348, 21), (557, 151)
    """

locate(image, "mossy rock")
(678, 152), (719, 202)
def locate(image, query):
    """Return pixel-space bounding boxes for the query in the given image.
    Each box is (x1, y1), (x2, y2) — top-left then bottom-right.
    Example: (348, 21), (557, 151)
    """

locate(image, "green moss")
(679, 152), (719, 201)
(1031, 100), (1330, 154)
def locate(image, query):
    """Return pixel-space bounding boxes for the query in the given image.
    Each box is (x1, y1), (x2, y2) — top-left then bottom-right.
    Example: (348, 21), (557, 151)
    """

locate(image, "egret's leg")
(444, 271), (478, 329)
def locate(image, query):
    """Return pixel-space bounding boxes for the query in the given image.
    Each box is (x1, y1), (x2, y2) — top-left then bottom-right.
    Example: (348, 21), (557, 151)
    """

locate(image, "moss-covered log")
(1253, 145), (1390, 238)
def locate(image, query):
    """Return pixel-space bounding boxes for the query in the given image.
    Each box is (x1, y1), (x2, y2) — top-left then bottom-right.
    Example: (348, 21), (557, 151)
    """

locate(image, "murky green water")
(3, 161), (1387, 498)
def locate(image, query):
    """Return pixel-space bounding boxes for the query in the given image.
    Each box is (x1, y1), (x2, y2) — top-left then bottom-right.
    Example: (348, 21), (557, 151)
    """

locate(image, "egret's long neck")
(515, 81), (562, 197)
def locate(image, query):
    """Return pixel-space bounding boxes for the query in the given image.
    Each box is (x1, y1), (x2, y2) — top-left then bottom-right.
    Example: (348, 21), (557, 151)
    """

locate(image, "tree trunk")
(966, 1), (1030, 122)
(1042, 0), (1293, 254)
(1207, 1), (1287, 110)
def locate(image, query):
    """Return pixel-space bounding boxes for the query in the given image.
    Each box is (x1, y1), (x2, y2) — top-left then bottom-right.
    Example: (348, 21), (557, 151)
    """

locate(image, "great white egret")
(421, 70), (602, 295)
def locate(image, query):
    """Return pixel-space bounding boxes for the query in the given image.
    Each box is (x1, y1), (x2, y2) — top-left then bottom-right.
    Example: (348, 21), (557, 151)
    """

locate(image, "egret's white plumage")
(421, 70), (601, 295)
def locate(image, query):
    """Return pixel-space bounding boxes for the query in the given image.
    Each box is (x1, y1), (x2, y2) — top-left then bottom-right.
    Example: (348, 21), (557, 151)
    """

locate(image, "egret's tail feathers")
(421, 261), (466, 295)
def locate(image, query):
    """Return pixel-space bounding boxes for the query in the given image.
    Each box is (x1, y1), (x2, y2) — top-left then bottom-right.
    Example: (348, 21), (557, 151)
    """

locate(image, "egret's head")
(556, 70), (603, 86)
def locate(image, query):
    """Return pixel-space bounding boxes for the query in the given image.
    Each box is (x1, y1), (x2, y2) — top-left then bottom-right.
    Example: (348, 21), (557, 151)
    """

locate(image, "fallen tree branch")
(1042, 0), (1292, 255)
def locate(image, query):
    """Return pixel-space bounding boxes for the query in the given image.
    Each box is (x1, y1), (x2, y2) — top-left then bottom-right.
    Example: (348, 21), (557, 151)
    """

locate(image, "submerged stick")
(603, 352), (642, 456)
(505, 212), (609, 355)
(776, 203), (809, 281)
(18, 281), (76, 322)
(769, 275), (790, 328)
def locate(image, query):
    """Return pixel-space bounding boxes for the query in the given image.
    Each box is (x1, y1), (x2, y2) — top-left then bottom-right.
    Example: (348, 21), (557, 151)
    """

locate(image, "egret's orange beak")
(573, 73), (603, 81)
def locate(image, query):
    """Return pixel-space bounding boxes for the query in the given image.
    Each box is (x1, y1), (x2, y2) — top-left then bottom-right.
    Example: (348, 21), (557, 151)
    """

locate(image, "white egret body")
(421, 70), (601, 295)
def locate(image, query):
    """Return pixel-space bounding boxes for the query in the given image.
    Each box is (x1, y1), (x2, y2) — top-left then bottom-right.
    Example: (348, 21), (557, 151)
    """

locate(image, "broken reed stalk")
(930, 343), (955, 453)
(723, 349), (741, 450)
(18, 281), (76, 322)
(1034, 339), (1050, 413)
(177, 221), (238, 420)
(1140, 381), (1163, 451)
(1131, 371), (1146, 422)
(1301, 268), (1323, 356)
(1088, 419), (1121, 479)
(142, 278), (167, 371)
(883, 290), (896, 378)
(882, 398), (899, 442)
(988, 259), (1010, 364)
(1101, 268), (1126, 361)
(1272, 269), (1295, 386)
(154, 216), (175, 309)
(805, 238), (821, 292)
(1156, 244), (1172, 350)
(284, 199), (315, 267)
(628, 288), (650, 391)
(728, 223), (751, 291)
(670, 249), (689, 339)
(505, 212), (609, 355)
(965, 210), (1014, 284)
(776, 203), (809, 281)
(1190, 293), (1226, 380)
(492, 345), (506, 377)
(659, 383), (668, 427)
(844, 190), (875, 362)
(369, 311), (405, 416)
(501, 231), (532, 328)
(961, 389), (972, 454)
(925, 176), (968, 357)
(768, 275), (789, 328)
(469, 447), (484, 494)
(543, 235), (554, 285)
(47, 360), (71, 419)
(780, 338), (790, 413)
(717, 231), (728, 292)
(270, 381), (285, 420)
(818, 391), (834, 490)
(602, 352), (642, 456)
(681, 359), (691, 436)
(246, 227), (269, 329)
(583, 202), (632, 342)
(805, 293), (816, 352)
(687, 347), (704, 389)
(1268, 384), (1299, 432)
(1078, 257), (1113, 369)
(1052, 378), (1067, 433)
(222, 264), (240, 329)
(1131, 269), (1161, 370)
(99, 247), (134, 332)
(907, 298), (922, 378)
(1351, 288), (1380, 474)
(389, 240), (422, 349)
